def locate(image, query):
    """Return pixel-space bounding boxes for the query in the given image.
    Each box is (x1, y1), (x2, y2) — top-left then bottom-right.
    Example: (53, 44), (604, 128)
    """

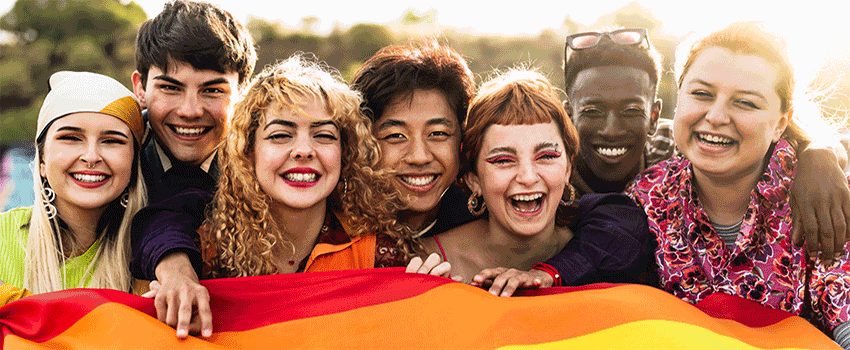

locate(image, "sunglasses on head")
(565, 28), (649, 51)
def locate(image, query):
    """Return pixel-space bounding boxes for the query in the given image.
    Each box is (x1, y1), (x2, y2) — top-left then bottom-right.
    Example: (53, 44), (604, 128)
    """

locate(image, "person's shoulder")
(0, 207), (31, 223)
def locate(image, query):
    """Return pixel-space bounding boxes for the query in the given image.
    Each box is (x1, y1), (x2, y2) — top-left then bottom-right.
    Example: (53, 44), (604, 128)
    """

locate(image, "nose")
(80, 140), (102, 168)
(176, 92), (204, 119)
(403, 136), (434, 165)
(515, 159), (539, 186)
(704, 101), (731, 125)
(599, 113), (627, 139)
(290, 135), (315, 160)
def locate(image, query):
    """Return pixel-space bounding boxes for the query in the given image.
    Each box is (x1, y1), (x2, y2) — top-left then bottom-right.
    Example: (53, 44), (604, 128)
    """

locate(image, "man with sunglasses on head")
(479, 28), (850, 296)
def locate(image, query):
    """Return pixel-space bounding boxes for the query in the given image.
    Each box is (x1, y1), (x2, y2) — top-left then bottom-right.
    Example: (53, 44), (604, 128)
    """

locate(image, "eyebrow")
(376, 119), (405, 131)
(486, 142), (560, 155)
(376, 117), (455, 131)
(426, 117), (455, 128)
(691, 79), (767, 100)
(263, 119), (337, 131)
(152, 75), (230, 88)
(55, 126), (130, 138)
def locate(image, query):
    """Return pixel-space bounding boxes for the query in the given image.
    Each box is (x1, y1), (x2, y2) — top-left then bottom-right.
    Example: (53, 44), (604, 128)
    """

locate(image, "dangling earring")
(120, 190), (129, 208)
(341, 178), (349, 195)
(467, 193), (487, 216)
(41, 179), (57, 220)
(560, 183), (576, 207)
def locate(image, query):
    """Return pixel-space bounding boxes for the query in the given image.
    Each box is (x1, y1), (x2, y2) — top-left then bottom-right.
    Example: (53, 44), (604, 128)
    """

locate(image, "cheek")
(377, 143), (403, 169)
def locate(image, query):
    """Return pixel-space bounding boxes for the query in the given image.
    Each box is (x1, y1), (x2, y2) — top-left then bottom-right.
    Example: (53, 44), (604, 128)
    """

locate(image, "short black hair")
(351, 40), (475, 126)
(135, 0), (257, 86)
(563, 36), (662, 96)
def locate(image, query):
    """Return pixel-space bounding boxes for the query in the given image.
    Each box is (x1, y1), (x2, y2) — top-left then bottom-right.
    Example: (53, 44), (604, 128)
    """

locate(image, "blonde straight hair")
(23, 145), (146, 294)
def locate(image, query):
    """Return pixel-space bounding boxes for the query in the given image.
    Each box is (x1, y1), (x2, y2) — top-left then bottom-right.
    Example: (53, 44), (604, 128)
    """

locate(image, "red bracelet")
(531, 263), (562, 287)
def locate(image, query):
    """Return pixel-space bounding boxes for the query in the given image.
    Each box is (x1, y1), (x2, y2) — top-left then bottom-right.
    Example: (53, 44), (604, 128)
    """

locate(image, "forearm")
(155, 252), (200, 283)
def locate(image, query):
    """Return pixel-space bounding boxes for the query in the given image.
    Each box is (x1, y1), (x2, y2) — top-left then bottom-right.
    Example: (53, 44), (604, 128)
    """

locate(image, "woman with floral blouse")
(628, 21), (850, 347)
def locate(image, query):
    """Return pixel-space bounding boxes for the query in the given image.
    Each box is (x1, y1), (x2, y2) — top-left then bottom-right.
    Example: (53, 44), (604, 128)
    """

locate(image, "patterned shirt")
(628, 139), (850, 331)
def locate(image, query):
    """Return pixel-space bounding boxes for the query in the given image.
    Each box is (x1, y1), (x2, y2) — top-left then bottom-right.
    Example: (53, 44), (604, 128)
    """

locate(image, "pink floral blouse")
(628, 139), (850, 331)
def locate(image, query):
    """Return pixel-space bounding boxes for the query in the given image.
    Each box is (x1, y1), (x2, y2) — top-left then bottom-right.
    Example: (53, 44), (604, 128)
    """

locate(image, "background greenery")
(1, 0), (847, 144)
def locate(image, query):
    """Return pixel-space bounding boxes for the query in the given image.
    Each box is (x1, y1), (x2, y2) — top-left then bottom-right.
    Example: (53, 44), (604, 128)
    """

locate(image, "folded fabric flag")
(0, 268), (838, 349)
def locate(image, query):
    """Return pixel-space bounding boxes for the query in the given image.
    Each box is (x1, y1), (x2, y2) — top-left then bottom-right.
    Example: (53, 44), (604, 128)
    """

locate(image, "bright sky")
(1, 0), (849, 60)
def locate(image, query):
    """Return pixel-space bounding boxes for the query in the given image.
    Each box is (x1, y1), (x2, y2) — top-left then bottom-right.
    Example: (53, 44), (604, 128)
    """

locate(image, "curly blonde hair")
(203, 54), (408, 278)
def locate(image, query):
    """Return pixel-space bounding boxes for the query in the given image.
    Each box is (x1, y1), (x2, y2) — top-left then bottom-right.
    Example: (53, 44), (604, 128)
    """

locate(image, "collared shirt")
(628, 139), (850, 331)
(155, 142), (216, 174)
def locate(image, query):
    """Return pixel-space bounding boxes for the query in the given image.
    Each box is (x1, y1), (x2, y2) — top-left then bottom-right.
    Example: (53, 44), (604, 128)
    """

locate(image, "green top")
(0, 207), (99, 289)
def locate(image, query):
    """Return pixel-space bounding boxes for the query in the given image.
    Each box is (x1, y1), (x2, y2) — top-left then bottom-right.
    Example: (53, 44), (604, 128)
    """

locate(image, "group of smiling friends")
(2, 0), (850, 347)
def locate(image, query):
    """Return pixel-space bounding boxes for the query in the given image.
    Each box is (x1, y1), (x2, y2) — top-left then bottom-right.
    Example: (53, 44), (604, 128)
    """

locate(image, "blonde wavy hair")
(25, 131), (147, 294)
(203, 54), (408, 278)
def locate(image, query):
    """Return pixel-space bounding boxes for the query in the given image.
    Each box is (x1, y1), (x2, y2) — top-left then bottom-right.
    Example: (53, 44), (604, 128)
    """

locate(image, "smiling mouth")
(284, 173), (319, 182)
(595, 146), (628, 157)
(510, 193), (543, 213)
(400, 175), (437, 187)
(696, 132), (735, 146)
(72, 173), (108, 183)
(170, 125), (212, 137)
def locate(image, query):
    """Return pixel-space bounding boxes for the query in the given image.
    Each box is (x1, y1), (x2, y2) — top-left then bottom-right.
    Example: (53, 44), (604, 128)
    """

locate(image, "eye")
(735, 99), (760, 110)
(536, 151), (562, 160)
(484, 155), (515, 165)
(103, 138), (128, 145)
(580, 107), (603, 117)
(158, 84), (180, 92)
(56, 135), (81, 141)
(381, 133), (407, 142)
(690, 90), (713, 99)
(622, 107), (645, 118)
(267, 133), (292, 141)
(203, 87), (225, 94)
(315, 133), (338, 141)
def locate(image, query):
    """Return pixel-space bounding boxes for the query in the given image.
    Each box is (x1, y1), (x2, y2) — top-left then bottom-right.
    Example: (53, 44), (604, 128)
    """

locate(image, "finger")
(429, 261), (452, 277)
(832, 204), (847, 262)
(818, 208), (836, 266)
(451, 275), (463, 282)
(196, 289), (213, 338)
(791, 207), (803, 246)
(418, 253), (443, 274)
(472, 267), (505, 285)
(154, 291), (169, 323)
(803, 211), (820, 261)
(142, 290), (157, 298)
(175, 289), (193, 339)
(405, 256), (423, 273)
(488, 271), (513, 296)
(499, 276), (524, 297)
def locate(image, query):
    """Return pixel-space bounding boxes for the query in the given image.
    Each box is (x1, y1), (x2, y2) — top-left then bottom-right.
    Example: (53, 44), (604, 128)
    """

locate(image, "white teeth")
(596, 147), (628, 157)
(72, 173), (107, 183)
(511, 193), (543, 202)
(284, 173), (317, 182)
(697, 133), (734, 144)
(401, 175), (437, 186)
(174, 126), (206, 136)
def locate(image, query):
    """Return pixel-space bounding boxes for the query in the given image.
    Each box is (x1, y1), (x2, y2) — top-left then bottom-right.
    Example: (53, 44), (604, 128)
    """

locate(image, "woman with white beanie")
(0, 71), (147, 305)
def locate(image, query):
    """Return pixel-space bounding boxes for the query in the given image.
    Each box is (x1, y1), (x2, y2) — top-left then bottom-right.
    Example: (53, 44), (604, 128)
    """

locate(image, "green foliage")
(0, 0), (144, 142)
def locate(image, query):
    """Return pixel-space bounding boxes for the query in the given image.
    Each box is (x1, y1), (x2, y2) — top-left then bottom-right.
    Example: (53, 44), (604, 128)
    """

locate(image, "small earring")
(41, 179), (57, 220)
(120, 191), (129, 208)
(560, 183), (576, 207)
(467, 193), (487, 216)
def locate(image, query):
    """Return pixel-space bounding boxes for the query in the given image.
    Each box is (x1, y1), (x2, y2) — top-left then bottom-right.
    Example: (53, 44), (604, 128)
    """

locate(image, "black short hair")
(351, 40), (475, 126)
(564, 37), (662, 97)
(135, 0), (257, 86)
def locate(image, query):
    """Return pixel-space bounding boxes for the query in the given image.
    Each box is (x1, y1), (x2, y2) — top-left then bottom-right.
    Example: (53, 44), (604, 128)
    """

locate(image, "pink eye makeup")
(484, 155), (516, 164)
(535, 151), (562, 160)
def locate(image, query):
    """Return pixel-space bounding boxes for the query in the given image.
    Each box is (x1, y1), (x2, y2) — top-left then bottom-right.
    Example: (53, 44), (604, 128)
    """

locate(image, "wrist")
(532, 263), (562, 287)
(155, 252), (199, 282)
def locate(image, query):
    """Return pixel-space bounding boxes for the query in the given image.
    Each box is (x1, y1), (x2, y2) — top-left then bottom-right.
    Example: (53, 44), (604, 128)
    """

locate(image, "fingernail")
(176, 329), (187, 338)
(501, 292), (509, 297)
(203, 329), (212, 337)
(534, 278), (541, 285)
(490, 290), (498, 296)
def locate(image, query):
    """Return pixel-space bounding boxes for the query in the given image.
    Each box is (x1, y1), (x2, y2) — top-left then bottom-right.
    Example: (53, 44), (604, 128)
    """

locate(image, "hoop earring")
(467, 193), (487, 216)
(41, 179), (57, 220)
(120, 191), (129, 208)
(560, 183), (576, 207)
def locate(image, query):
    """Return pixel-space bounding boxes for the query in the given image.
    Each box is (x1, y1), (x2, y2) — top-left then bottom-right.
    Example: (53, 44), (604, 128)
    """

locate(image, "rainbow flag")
(0, 268), (837, 349)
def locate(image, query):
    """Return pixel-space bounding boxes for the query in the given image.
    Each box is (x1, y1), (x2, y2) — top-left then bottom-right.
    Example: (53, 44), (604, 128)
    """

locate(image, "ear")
(464, 171), (482, 195)
(131, 71), (147, 109)
(773, 109), (791, 143)
(564, 99), (573, 118)
(39, 161), (46, 179)
(648, 99), (662, 135)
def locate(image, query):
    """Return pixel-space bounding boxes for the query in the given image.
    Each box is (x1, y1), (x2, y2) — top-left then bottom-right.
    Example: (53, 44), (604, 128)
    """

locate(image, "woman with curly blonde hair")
(201, 54), (408, 277)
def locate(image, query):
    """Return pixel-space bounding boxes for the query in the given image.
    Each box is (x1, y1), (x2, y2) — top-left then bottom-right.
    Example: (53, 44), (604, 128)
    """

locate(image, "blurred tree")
(344, 23), (393, 63)
(0, 0), (146, 143)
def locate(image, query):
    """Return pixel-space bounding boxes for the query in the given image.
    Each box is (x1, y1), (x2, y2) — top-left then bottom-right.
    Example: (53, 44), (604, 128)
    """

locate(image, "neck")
(481, 218), (571, 271)
(54, 202), (104, 256)
(269, 200), (328, 265)
(692, 162), (763, 226)
(400, 205), (440, 233)
(574, 157), (642, 194)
